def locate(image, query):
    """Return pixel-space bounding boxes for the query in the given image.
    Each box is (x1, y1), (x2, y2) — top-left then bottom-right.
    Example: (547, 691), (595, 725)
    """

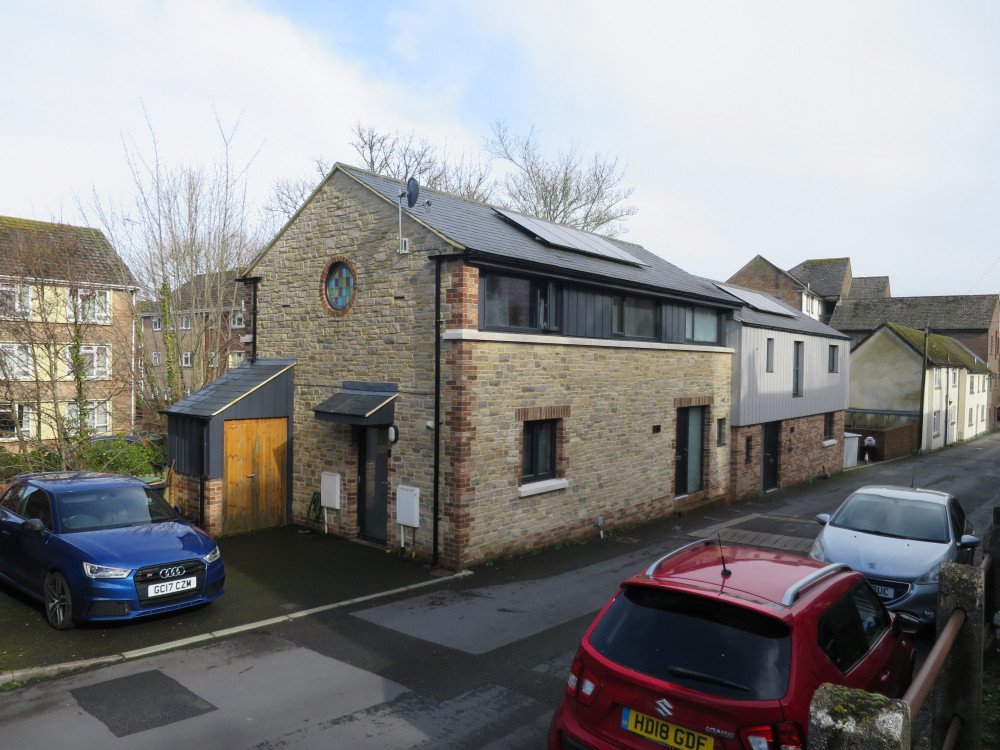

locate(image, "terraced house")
(215, 165), (741, 568)
(0, 216), (136, 451)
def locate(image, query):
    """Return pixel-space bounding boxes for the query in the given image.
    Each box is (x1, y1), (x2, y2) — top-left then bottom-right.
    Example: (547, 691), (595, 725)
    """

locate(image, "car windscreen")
(588, 585), (791, 700)
(831, 494), (949, 543)
(56, 486), (178, 532)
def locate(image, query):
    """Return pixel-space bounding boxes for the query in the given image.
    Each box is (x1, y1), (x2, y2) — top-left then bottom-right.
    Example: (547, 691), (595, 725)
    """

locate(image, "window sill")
(822, 438), (838, 447)
(518, 478), (569, 498)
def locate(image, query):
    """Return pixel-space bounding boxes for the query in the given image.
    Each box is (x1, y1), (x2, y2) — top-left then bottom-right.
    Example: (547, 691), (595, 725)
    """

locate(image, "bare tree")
(484, 121), (637, 237)
(84, 109), (266, 418)
(262, 157), (332, 227)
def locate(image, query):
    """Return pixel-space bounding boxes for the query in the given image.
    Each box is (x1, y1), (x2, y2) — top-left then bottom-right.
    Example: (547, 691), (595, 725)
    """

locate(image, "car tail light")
(566, 657), (602, 706)
(739, 721), (805, 750)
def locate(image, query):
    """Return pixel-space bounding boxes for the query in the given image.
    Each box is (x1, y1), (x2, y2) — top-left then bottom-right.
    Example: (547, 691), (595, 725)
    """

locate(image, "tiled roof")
(848, 276), (890, 299)
(830, 295), (999, 332)
(170, 270), (245, 311)
(0, 216), (134, 287)
(787, 258), (851, 298)
(883, 323), (990, 373)
(253, 164), (738, 307)
(164, 359), (295, 418)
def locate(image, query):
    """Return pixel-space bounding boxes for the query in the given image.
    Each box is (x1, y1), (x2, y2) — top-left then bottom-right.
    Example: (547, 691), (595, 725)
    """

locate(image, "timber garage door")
(223, 417), (287, 534)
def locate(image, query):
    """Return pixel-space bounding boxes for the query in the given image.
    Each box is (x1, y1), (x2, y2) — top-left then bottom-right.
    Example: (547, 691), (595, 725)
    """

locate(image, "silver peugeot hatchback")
(810, 485), (979, 624)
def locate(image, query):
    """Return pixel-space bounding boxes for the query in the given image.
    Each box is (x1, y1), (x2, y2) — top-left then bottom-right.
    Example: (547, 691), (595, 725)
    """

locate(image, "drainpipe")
(918, 325), (929, 453)
(432, 256), (442, 567)
(245, 276), (261, 363)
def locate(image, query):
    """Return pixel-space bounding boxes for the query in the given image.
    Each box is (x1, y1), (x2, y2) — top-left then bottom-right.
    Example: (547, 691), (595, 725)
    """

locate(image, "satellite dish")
(406, 177), (419, 208)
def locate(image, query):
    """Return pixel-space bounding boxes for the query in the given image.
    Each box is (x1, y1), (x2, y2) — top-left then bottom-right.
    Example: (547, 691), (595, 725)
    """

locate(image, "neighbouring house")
(0, 216), (137, 449)
(718, 283), (851, 499)
(727, 255), (827, 321)
(167, 163), (744, 568)
(848, 323), (991, 453)
(786, 258), (853, 324)
(830, 294), (1000, 428)
(138, 270), (251, 409)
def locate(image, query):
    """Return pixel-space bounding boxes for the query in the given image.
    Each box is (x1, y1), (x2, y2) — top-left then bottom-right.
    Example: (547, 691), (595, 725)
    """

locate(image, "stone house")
(719, 283), (851, 500)
(239, 164), (741, 568)
(0, 216), (137, 447)
(849, 323), (990, 453)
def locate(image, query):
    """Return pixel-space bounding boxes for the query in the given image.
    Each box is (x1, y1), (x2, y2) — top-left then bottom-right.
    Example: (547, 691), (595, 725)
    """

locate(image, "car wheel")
(44, 572), (75, 630)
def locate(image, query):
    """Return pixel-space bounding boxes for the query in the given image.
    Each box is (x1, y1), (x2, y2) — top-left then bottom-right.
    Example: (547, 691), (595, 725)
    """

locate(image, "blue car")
(0, 471), (225, 629)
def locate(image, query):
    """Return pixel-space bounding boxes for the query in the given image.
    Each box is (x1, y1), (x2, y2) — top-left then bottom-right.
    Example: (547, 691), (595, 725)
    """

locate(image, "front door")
(762, 421), (780, 491)
(675, 406), (705, 496)
(357, 426), (388, 543)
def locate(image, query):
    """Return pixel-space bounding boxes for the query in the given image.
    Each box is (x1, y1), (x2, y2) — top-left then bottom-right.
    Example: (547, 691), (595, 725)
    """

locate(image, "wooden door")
(223, 417), (287, 534)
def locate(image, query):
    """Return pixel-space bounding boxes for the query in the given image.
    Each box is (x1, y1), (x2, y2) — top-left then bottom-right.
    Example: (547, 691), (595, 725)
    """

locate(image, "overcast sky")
(3, 1), (999, 298)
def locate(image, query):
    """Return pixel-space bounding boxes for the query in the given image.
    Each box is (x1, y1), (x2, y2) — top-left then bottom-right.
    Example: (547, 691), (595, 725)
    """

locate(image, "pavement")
(3, 441), (995, 689)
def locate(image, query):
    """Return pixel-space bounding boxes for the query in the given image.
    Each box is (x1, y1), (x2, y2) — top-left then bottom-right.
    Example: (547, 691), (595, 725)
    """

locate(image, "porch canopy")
(312, 381), (398, 426)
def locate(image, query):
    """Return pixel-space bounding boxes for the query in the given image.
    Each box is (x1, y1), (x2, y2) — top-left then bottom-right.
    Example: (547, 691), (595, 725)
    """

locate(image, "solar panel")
(716, 283), (797, 317)
(494, 208), (648, 268)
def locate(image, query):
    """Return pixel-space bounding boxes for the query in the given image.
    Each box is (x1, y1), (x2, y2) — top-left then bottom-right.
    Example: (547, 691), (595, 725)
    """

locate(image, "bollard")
(932, 561), (985, 750)
(809, 683), (910, 749)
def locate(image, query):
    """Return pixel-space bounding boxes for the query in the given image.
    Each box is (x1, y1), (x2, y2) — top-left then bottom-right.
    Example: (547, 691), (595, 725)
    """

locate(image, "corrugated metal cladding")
(164, 360), (295, 479)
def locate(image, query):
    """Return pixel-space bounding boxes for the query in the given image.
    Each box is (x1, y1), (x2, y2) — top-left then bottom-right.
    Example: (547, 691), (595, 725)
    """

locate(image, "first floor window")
(151, 351), (161, 366)
(66, 400), (110, 435)
(613, 295), (657, 338)
(182, 351), (192, 367)
(68, 288), (110, 323)
(522, 419), (557, 483)
(828, 345), (839, 373)
(0, 343), (34, 380)
(231, 311), (246, 328)
(0, 403), (33, 439)
(686, 307), (720, 344)
(179, 314), (192, 330)
(793, 341), (804, 397)
(484, 274), (561, 332)
(152, 316), (161, 331)
(66, 345), (109, 379)
(0, 283), (31, 318)
(766, 338), (775, 373)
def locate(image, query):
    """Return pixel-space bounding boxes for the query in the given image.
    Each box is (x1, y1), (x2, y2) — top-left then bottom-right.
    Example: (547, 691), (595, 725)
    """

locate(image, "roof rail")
(781, 562), (853, 606)
(642, 539), (716, 577)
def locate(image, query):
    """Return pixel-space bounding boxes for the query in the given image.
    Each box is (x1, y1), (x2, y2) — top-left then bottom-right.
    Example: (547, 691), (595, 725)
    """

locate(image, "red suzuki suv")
(549, 540), (918, 750)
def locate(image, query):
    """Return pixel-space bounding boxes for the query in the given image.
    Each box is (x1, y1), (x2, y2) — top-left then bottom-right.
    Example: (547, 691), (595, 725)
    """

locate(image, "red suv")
(548, 540), (918, 750)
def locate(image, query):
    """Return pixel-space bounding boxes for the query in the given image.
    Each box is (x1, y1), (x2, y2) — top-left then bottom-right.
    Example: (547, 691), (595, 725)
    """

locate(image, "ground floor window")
(824, 412), (835, 441)
(0, 403), (32, 439)
(522, 419), (557, 483)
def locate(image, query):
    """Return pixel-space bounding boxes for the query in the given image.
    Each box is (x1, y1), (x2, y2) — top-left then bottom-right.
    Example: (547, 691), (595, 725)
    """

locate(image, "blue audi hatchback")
(0, 472), (225, 629)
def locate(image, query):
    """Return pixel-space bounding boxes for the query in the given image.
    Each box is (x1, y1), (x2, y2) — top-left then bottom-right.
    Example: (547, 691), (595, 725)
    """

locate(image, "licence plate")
(148, 577), (197, 597)
(622, 707), (714, 750)
(872, 584), (895, 600)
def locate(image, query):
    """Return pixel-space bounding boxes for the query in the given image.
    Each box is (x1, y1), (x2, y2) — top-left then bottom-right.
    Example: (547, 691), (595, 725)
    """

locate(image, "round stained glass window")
(324, 261), (356, 312)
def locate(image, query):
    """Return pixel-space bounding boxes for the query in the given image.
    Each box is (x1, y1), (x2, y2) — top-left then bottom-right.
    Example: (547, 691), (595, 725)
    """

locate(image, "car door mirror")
(959, 534), (981, 549)
(816, 513), (831, 525)
(21, 518), (45, 534)
(892, 612), (922, 636)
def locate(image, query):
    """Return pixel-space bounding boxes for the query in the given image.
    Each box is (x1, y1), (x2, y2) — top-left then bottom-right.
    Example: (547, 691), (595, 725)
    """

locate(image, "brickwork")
(169, 471), (224, 536)
(250, 169), (734, 568)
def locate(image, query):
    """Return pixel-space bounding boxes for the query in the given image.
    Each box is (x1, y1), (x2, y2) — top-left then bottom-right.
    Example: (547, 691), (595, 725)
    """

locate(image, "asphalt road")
(2, 433), (999, 748)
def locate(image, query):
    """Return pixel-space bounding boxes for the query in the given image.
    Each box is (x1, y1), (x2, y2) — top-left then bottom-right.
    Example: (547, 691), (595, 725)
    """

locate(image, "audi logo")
(159, 565), (186, 579)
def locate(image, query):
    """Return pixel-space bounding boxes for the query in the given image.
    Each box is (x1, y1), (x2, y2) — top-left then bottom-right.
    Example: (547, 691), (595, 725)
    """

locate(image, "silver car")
(810, 485), (979, 624)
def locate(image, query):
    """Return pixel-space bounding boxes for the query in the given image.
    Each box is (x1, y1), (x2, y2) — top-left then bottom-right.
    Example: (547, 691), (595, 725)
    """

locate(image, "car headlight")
(915, 563), (941, 585)
(204, 546), (221, 564)
(810, 537), (830, 563)
(83, 562), (131, 579)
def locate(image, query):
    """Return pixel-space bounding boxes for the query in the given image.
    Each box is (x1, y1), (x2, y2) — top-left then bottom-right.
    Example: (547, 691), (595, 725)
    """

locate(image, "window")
(65, 400), (110, 435)
(686, 307), (720, 344)
(229, 350), (246, 368)
(716, 418), (727, 446)
(824, 413), (835, 441)
(969, 408), (974, 427)
(951, 370), (957, 386)
(209, 352), (218, 368)
(522, 420), (557, 482)
(793, 341), (804, 397)
(818, 582), (891, 673)
(483, 274), (561, 332)
(151, 351), (160, 366)
(68, 289), (110, 324)
(152, 316), (161, 331)
(0, 403), (33, 440)
(231, 311), (246, 329)
(933, 410), (941, 435)
(179, 315), (192, 330)
(0, 283), (31, 318)
(613, 295), (657, 338)
(182, 351), (192, 367)
(828, 345), (839, 373)
(934, 370), (941, 388)
(0, 344), (34, 380)
(745, 436), (753, 464)
(766, 338), (775, 373)
(65, 345), (109, 379)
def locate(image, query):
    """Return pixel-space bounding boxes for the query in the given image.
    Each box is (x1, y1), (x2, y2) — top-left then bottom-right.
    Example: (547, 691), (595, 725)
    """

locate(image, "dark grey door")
(675, 406), (705, 496)
(357, 426), (388, 544)
(762, 422), (780, 491)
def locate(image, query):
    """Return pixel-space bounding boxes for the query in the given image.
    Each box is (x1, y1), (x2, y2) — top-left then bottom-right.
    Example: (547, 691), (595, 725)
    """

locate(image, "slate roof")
(163, 359), (295, 418)
(171, 270), (245, 311)
(0, 215), (135, 288)
(829, 295), (999, 333)
(880, 323), (989, 373)
(250, 164), (738, 308)
(719, 282), (851, 339)
(848, 276), (890, 299)
(787, 258), (851, 298)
